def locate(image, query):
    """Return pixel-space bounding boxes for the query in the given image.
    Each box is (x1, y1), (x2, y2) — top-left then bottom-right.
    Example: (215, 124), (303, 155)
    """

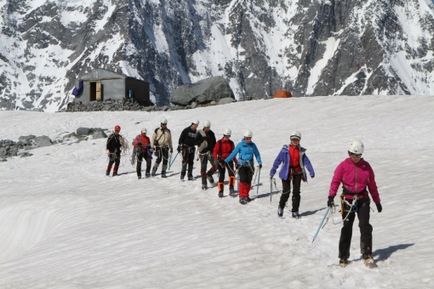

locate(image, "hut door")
(96, 82), (103, 101)
(90, 82), (96, 101)
(90, 81), (103, 101)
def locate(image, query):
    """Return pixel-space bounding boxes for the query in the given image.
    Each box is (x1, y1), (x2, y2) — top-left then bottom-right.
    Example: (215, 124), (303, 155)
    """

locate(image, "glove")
(258, 164), (262, 169)
(170, 148), (173, 153)
(327, 196), (335, 208)
(177, 145), (182, 153)
(376, 203), (382, 213)
(310, 173), (315, 178)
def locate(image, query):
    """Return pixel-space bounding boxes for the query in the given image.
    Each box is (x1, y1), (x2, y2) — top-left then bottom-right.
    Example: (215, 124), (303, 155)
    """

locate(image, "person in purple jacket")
(270, 131), (315, 218)
(327, 139), (382, 267)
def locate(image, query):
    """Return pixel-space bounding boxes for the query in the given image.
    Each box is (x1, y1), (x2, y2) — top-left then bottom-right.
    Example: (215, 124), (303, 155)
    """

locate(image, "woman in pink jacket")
(327, 140), (382, 267)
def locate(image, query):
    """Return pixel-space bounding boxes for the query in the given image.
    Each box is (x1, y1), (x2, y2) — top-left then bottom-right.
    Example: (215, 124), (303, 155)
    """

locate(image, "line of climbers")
(106, 120), (383, 265)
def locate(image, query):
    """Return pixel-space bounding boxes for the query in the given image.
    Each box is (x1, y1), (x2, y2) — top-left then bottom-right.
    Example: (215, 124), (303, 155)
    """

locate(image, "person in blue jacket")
(225, 129), (262, 204)
(270, 131), (315, 218)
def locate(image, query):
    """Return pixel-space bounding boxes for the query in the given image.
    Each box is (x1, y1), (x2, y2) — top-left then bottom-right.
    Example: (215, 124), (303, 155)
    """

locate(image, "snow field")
(0, 95), (433, 288)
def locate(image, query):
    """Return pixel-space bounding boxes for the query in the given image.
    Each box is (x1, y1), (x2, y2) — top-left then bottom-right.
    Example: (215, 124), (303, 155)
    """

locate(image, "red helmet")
(114, 125), (121, 132)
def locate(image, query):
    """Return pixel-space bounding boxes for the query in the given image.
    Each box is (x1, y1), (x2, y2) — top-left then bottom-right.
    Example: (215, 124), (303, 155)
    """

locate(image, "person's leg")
(152, 147), (162, 176)
(187, 147), (195, 180)
(245, 165), (255, 199)
(113, 152), (121, 176)
(206, 155), (216, 183)
(238, 167), (250, 199)
(228, 161), (236, 195)
(145, 153), (151, 177)
(339, 199), (356, 261)
(291, 174), (302, 213)
(106, 160), (114, 175)
(180, 147), (188, 180)
(278, 178), (291, 216)
(200, 154), (208, 188)
(161, 147), (169, 177)
(357, 199), (373, 258)
(217, 162), (225, 195)
(136, 153), (143, 178)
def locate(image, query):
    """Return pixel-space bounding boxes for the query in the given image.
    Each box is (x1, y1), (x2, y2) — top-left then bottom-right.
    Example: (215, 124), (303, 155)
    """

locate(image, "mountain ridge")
(0, 0), (433, 111)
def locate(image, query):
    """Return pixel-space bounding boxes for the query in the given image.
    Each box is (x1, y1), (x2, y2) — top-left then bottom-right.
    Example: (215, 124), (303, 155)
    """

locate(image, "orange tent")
(272, 89), (292, 98)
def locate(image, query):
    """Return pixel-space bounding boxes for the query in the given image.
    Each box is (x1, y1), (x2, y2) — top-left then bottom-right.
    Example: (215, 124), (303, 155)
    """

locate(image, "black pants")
(339, 197), (373, 260)
(279, 174), (302, 212)
(217, 160), (235, 183)
(199, 152), (216, 185)
(136, 151), (151, 177)
(153, 146), (169, 174)
(107, 151), (121, 175)
(238, 164), (254, 184)
(181, 146), (195, 178)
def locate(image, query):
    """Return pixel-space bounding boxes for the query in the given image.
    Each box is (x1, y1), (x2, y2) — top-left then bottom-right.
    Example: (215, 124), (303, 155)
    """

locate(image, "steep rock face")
(0, 0), (433, 111)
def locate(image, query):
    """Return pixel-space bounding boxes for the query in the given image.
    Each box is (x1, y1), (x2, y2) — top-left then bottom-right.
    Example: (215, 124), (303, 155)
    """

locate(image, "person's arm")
(270, 149), (283, 178)
(225, 143), (240, 163)
(168, 129), (173, 152)
(304, 154), (315, 178)
(253, 143), (262, 166)
(328, 163), (343, 197)
(367, 164), (381, 204)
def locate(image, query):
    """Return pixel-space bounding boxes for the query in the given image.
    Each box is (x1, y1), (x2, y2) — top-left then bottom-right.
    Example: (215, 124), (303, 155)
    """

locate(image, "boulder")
(0, 147), (7, 158)
(33, 136), (53, 147)
(90, 128), (107, 139)
(170, 76), (235, 106)
(18, 135), (36, 145)
(76, 127), (91, 136)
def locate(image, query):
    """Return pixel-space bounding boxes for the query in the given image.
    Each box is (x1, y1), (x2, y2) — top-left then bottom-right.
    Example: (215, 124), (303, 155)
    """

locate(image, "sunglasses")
(349, 152), (362, 157)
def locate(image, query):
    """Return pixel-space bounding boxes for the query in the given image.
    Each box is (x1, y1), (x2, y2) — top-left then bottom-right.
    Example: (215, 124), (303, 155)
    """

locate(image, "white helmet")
(348, 139), (364, 155)
(141, 128), (147, 134)
(160, 117), (168, 124)
(203, 120), (211, 128)
(224, 128), (232, 136)
(243, 129), (253, 138)
(191, 120), (199, 125)
(290, 131), (301, 140)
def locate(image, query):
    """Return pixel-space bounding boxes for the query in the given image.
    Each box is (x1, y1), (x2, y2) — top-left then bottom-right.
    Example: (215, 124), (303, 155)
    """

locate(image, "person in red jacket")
(327, 139), (382, 267)
(213, 128), (236, 198)
(132, 128), (152, 179)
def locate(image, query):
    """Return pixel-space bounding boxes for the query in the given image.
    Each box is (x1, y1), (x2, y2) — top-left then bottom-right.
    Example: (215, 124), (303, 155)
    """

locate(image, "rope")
(338, 196), (359, 224)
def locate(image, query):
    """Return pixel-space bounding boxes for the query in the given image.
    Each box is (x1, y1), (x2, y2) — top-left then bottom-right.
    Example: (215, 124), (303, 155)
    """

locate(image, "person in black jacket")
(197, 120), (217, 189)
(106, 125), (124, 176)
(178, 120), (200, 180)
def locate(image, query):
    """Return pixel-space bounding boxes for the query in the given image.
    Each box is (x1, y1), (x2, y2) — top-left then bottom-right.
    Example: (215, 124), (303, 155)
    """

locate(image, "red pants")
(238, 181), (251, 198)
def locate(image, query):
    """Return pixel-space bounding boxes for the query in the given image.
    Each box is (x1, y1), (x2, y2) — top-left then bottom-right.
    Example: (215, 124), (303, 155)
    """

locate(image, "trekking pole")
(168, 151), (179, 170)
(168, 151), (172, 167)
(256, 167), (261, 196)
(273, 177), (278, 191)
(252, 165), (259, 188)
(312, 207), (331, 243)
(270, 177), (278, 203)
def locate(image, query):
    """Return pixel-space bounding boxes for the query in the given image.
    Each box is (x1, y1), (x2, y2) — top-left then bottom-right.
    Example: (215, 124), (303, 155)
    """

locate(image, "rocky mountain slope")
(0, 0), (433, 111)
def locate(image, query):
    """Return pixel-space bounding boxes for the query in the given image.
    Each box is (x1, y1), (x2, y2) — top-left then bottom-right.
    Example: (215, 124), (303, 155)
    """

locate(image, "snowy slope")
(0, 95), (434, 288)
